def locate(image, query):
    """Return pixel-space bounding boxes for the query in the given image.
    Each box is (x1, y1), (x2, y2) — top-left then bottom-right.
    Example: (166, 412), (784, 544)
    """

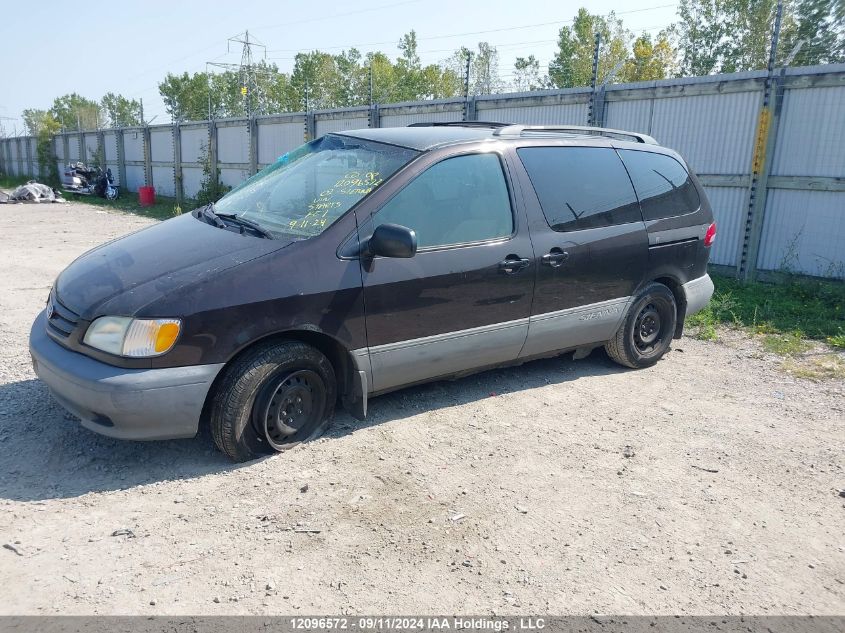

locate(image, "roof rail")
(407, 121), (512, 129)
(492, 124), (657, 144)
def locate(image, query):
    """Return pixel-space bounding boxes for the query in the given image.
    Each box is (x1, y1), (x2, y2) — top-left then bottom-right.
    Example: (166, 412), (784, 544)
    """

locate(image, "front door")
(511, 143), (649, 357)
(356, 149), (535, 393)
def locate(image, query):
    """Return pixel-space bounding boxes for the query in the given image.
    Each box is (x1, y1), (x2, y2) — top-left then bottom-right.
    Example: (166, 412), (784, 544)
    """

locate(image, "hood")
(55, 212), (291, 319)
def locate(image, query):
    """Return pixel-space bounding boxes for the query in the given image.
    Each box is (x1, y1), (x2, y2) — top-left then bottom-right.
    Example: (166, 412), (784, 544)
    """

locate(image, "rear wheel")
(605, 283), (677, 369)
(210, 340), (336, 462)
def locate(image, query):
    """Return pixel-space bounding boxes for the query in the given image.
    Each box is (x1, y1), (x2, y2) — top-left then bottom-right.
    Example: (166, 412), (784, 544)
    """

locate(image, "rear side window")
(374, 153), (513, 248)
(517, 147), (641, 231)
(618, 150), (700, 220)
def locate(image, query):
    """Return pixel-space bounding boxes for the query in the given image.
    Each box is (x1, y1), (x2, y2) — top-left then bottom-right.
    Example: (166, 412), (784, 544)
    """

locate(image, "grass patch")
(2, 173), (191, 221)
(761, 332), (812, 356)
(0, 174), (30, 190)
(63, 190), (192, 221)
(687, 273), (845, 345)
(827, 331), (845, 350)
(781, 354), (845, 381)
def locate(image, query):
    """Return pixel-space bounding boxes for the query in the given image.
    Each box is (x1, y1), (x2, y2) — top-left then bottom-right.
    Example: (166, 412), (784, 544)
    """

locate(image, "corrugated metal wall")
(2, 65), (843, 279)
(257, 118), (304, 166)
(701, 186), (749, 267)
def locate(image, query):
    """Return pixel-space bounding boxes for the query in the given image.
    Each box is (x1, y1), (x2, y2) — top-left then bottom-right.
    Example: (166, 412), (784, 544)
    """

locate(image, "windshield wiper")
(199, 203), (226, 228)
(215, 212), (275, 239)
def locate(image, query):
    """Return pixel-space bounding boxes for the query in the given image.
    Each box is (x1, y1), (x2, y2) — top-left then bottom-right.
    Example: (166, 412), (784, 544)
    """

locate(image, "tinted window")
(618, 150), (700, 220)
(517, 147), (641, 231)
(373, 153), (513, 248)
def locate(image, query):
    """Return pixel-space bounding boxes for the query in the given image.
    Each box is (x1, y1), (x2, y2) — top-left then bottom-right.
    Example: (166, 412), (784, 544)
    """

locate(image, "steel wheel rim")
(633, 302), (663, 354)
(258, 369), (325, 450)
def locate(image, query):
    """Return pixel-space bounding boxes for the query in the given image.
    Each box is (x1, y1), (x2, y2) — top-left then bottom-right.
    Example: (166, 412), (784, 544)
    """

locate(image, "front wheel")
(605, 282), (677, 369)
(210, 340), (336, 462)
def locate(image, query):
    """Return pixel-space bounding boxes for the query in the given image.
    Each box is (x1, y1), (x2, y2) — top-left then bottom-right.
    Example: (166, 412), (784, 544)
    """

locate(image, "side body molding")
(351, 297), (634, 399)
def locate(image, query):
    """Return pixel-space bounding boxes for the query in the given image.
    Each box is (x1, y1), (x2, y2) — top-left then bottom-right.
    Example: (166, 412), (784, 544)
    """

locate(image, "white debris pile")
(2, 180), (64, 203)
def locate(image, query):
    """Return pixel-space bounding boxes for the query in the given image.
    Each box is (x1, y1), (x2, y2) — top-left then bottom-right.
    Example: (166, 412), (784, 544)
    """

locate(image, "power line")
(265, 3), (679, 53)
(254, 0), (425, 33)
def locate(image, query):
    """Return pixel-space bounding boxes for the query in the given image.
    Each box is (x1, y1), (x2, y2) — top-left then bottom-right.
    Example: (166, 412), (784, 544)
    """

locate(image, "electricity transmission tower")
(206, 30), (268, 120)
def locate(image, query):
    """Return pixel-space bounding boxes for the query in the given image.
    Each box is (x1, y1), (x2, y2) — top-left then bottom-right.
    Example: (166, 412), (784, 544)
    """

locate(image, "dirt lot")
(0, 200), (843, 616)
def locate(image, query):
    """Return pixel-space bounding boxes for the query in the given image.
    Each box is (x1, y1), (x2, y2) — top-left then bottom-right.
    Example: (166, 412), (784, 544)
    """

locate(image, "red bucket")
(138, 186), (156, 207)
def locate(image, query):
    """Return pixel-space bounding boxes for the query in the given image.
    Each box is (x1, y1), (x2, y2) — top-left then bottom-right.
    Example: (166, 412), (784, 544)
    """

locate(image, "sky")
(0, 0), (679, 133)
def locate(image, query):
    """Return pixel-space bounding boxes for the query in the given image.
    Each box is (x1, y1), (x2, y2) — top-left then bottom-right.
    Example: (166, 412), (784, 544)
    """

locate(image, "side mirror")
(364, 223), (417, 259)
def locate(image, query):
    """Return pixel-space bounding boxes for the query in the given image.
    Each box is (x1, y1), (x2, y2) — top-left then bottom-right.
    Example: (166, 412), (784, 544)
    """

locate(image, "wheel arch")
(199, 328), (360, 429)
(651, 275), (686, 339)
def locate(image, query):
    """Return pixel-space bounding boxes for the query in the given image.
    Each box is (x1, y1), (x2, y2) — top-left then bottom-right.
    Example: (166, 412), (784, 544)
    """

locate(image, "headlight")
(83, 316), (181, 357)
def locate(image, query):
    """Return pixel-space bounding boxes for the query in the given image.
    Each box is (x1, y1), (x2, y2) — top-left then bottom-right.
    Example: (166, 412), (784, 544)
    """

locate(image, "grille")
(46, 294), (80, 340)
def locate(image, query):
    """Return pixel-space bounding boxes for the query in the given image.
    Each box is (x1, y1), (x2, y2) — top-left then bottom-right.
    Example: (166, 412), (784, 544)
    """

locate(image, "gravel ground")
(0, 200), (843, 616)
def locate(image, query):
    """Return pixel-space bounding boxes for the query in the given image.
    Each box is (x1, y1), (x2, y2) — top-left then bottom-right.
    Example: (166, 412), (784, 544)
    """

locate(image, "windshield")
(213, 134), (419, 239)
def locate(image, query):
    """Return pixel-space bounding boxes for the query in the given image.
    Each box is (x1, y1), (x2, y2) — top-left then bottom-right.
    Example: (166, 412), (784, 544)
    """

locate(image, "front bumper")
(29, 311), (224, 440)
(682, 273), (715, 318)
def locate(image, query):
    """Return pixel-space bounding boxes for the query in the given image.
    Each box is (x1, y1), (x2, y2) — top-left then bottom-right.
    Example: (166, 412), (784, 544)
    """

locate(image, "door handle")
(498, 256), (531, 274)
(541, 249), (569, 268)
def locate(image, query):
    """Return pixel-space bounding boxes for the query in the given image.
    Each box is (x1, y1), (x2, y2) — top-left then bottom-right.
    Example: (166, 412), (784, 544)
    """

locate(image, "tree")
(672, 0), (840, 75)
(512, 55), (547, 91)
(159, 72), (214, 121)
(472, 42), (504, 94)
(50, 93), (102, 129)
(101, 93), (142, 127)
(621, 32), (678, 82)
(675, 0), (730, 75)
(20, 109), (60, 183)
(721, 0), (783, 72)
(445, 42), (504, 95)
(290, 51), (343, 110)
(780, 0), (845, 65)
(22, 109), (57, 135)
(549, 8), (632, 88)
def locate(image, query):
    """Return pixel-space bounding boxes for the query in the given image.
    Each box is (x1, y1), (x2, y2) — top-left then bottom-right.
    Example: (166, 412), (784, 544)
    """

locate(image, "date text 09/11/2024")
(288, 617), (548, 631)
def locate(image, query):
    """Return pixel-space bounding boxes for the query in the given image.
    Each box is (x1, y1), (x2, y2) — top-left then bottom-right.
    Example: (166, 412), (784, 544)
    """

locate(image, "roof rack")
(492, 124), (657, 144)
(407, 121), (512, 129)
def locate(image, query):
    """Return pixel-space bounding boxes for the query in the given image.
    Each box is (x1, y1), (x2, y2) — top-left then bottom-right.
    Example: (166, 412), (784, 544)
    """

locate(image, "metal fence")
(2, 64), (843, 280)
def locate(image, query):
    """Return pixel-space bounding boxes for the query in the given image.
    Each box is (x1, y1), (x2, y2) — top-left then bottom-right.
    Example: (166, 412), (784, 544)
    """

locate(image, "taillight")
(704, 222), (717, 247)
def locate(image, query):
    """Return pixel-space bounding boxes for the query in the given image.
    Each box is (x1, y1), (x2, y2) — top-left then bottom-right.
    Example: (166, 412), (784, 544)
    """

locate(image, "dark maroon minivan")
(29, 123), (715, 461)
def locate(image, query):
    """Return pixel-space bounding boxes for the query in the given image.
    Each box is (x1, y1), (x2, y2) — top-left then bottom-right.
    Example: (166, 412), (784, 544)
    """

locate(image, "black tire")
(605, 282), (677, 369)
(210, 340), (336, 462)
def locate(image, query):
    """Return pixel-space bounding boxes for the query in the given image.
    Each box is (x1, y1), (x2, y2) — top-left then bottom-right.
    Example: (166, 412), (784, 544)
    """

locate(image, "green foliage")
(513, 55), (547, 91)
(686, 288), (739, 339)
(761, 332), (812, 355)
(676, 0), (843, 74)
(68, 187), (187, 221)
(0, 175), (30, 189)
(159, 72), (212, 122)
(549, 9), (633, 88)
(50, 93), (103, 129)
(780, 0), (845, 66)
(194, 144), (231, 208)
(19, 110), (61, 186)
(101, 93), (142, 127)
(620, 32), (678, 82)
(827, 329), (845, 349)
(456, 42), (506, 95)
(686, 274), (845, 341)
(156, 32), (463, 121)
(17, 5), (845, 127)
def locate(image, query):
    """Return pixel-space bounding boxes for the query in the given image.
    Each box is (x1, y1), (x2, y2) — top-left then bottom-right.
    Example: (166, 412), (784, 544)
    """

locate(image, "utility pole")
(588, 31), (602, 126)
(462, 51), (473, 121)
(738, 0), (784, 282)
